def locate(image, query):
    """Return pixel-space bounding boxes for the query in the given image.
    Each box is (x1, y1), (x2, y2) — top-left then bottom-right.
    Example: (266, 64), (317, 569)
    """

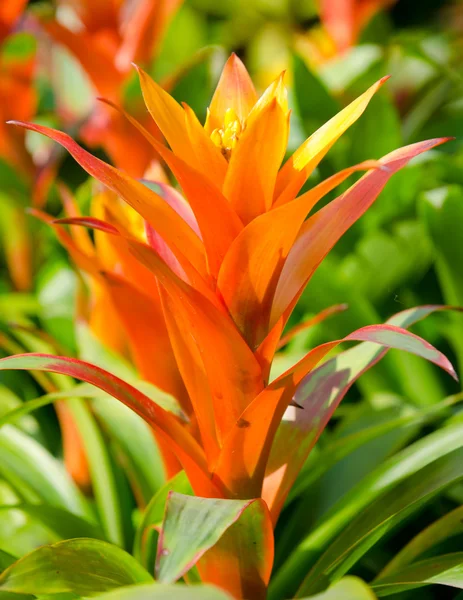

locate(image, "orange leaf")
(136, 65), (193, 162)
(127, 240), (264, 444)
(147, 139), (244, 279)
(271, 138), (452, 328)
(158, 287), (220, 465)
(218, 161), (378, 349)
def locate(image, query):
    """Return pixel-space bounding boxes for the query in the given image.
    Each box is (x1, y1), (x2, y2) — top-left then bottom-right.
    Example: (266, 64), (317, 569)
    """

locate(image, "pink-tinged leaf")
(157, 492), (273, 600)
(145, 137), (244, 279)
(212, 320), (457, 501)
(56, 201), (241, 457)
(271, 138), (452, 329)
(57, 184), (94, 255)
(205, 54), (258, 134)
(277, 304), (348, 349)
(320, 0), (355, 52)
(145, 221), (187, 281)
(218, 161), (378, 349)
(263, 305), (461, 522)
(0, 353), (221, 497)
(56, 213), (218, 310)
(274, 77), (389, 205)
(141, 180), (201, 237)
(7, 121), (208, 278)
(54, 217), (119, 235)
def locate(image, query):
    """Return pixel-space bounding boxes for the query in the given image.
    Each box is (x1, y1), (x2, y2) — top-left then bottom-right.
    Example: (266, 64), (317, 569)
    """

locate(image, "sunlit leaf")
(0, 539), (153, 595)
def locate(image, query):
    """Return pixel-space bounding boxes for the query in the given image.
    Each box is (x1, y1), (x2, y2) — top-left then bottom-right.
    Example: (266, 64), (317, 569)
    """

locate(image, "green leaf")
(275, 395), (461, 565)
(421, 185), (463, 377)
(402, 79), (451, 142)
(0, 504), (105, 541)
(36, 260), (77, 352)
(0, 539), (153, 595)
(372, 553), (463, 596)
(86, 583), (234, 600)
(301, 576), (377, 599)
(288, 395), (460, 502)
(157, 493), (266, 583)
(0, 353), (206, 495)
(0, 394), (58, 429)
(297, 445), (463, 595)
(64, 398), (126, 548)
(133, 472), (192, 572)
(1, 33), (36, 63)
(0, 426), (90, 518)
(0, 550), (16, 572)
(157, 493), (273, 600)
(377, 505), (463, 579)
(269, 419), (463, 600)
(265, 305), (458, 534)
(91, 395), (166, 505)
(0, 389), (134, 547)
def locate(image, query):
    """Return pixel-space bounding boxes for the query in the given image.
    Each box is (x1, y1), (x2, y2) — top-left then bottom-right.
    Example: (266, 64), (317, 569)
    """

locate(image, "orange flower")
(41, 0), (183, 176)
(3, 54), (456, 598)
(319, 0), (397, 54)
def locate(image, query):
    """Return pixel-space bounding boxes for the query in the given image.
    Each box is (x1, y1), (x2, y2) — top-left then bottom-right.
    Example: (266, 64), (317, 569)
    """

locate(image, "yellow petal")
(183, 103), (228, 189)
(274, 76), (390, 205)
(248, 72), (288, 122)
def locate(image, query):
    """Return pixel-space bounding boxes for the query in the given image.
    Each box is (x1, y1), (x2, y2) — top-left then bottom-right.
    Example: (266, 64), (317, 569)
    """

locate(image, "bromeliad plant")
(0, 55), (458, 598)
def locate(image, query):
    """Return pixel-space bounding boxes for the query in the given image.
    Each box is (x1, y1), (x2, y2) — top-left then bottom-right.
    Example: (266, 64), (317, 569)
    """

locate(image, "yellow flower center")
(210, 108), (245, 160)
